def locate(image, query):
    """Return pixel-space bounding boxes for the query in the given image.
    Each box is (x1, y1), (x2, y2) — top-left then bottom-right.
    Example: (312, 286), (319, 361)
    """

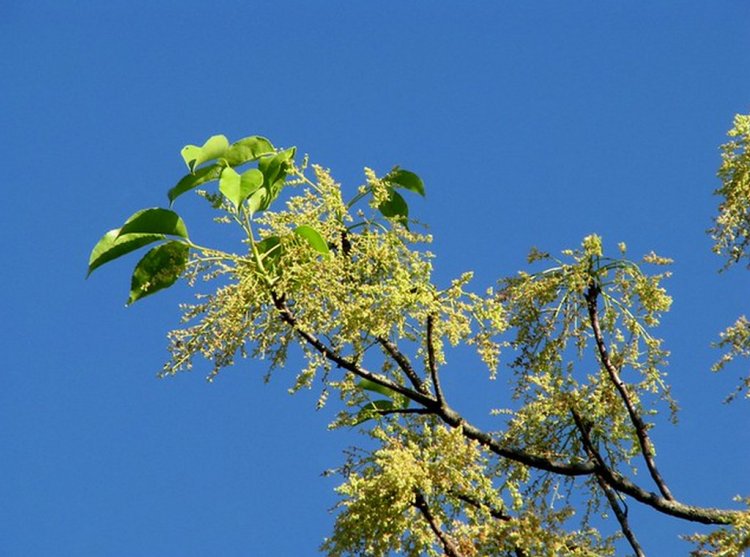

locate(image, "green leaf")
(352, 399), (397, 426)
(237, 168), (264, 205)
(247, 188), (268, 215)
(127, 241), (189, 305)
(294, 225), (330, 256)
(385, 168), (425, 197)
(181, 134), (229, 173)
(87, 229), (164, 277)
(258, 147), (296, 186)
(358, 378), (398, 400)
(357, 378), (409, 409)
(256, 236), (282, 272)
(118, 208), (189, 239)
(219, 167), (264, 209)
(251, 148), (297, 213)
(224, 136), (275, 167)
(378, 188), (409, 224)
(257, 235), (282, 258)
(168, 163), (223, 204)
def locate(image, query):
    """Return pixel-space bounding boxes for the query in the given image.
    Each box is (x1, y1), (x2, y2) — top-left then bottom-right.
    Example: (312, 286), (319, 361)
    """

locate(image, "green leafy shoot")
(245, 147), (296, 214)
(219, 167), (264, 210)
(258, 147), (296, 187)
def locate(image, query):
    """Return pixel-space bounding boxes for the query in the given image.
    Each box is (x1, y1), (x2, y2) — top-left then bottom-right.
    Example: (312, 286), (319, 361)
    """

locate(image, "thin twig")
(426, 314), (446, 405)
(448, 490), (511, 521)
(271, 294), (743, 525)
(413, 491), (465, 557)
(585, 285), (674, 501)
(272, 294), (597, 477)
(374, 407), (433, 417)
(571, 407), (646, 557)
(377, 336), (430, 395)
(598, 479), (646, 557)
(271, 295), (435, 408)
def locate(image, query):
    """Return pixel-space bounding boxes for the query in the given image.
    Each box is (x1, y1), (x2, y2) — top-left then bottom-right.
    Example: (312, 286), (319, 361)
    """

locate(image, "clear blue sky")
(2, 2), (749, 555)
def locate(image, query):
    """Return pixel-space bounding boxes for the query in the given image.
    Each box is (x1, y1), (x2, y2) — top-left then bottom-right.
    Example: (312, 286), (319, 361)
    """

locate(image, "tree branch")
(585, 284), (675, 501)
(377, 336), (430, 396)
(571, 407), (646, 557)
(272, 295), (436, 408)
(272, 294), (744, 525)
(568, 403), (742, 524)
(426, 313), (446, 406)
(413, 490), (466, 557)
(599, 478), (646, 557)
(597, 462), (740, 524)
(273, 295), (597, 476)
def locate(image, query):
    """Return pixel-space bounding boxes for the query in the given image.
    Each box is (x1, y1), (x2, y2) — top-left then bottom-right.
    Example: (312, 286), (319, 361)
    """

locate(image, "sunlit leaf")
(224, 136), (275, 167)
(181, 134), (229, 173)
(386, 168), (425, 197)
(238, 169), (264, 204)
(168, 164), (223, 204)
(294, 225), (330, 256)
(219, 167), (264, 209)
(87, 229), (164, 277)
(127, 241), (189, 305)
(118, 208), (189, 239)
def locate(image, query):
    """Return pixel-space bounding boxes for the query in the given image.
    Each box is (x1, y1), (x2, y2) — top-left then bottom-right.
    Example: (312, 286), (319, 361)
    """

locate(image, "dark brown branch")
(599, 478), (646, 557)
(437, 405), (597, 477)
(272, 294), (597, 477)
(571, 408), (646, 556)
(585, 285), (674, 501)
(426, 314), (446, 405)
(596, 462), (739, 524)
(569, 404), (742, 524)
(377, 336), (430, 396)
(272, 294), (744, 525)
(272, 295), (436, 408)
(414, 491), (466, 557)
(341, 226), (429, 397)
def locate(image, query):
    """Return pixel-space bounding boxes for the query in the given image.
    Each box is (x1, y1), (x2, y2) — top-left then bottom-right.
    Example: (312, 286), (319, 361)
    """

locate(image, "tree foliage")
(89, 117), (750, 555)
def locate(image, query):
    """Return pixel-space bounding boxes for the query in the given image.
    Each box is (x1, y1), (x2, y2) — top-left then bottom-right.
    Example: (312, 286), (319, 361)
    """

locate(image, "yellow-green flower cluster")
(710, 113), (750, 268)
(712, 315), (750, 402)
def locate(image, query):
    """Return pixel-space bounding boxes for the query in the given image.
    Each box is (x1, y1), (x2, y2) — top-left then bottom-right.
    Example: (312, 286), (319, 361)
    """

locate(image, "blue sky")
(2, 2), (749, 555)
